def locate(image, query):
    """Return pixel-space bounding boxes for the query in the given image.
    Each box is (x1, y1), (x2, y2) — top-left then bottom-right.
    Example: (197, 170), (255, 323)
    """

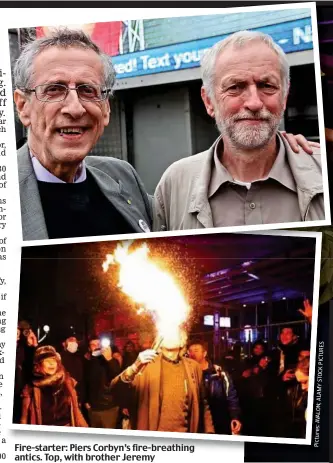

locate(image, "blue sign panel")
(112, 17), (312, 79)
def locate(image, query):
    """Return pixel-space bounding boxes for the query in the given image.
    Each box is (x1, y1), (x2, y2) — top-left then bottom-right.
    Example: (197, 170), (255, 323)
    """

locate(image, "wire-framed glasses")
(24, 83), (111, 102)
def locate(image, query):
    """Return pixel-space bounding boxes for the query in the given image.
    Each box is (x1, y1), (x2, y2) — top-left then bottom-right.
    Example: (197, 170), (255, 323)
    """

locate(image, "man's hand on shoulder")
(281, 131), (320, 155)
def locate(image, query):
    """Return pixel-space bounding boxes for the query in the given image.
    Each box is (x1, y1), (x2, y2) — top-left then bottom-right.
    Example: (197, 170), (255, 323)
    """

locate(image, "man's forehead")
(190, 344), (204, 349)
(34, 45), (100, 61)
(281, 327), (293, 334)
(215, 42), (281, 77)
(31, 46), (104, 82)
(90, 338), (100, 344)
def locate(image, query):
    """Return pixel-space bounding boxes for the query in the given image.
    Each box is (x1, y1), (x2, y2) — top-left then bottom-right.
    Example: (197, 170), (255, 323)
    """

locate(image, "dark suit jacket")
(17, 144), (153, 241)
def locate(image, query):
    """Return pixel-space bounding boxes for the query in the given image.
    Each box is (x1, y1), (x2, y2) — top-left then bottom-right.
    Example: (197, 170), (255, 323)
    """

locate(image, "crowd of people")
(14, 302), (312, 439)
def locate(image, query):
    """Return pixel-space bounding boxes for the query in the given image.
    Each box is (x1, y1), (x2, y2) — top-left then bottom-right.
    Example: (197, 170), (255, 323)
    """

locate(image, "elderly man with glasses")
(14, 29), (152, 241)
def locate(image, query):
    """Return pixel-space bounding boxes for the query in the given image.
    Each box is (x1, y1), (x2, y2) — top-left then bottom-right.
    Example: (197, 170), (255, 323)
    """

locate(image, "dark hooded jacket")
(202, 362), (241, 434)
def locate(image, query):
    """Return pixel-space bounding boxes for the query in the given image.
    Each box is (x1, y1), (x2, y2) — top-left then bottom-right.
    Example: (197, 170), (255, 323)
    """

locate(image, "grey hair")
(201, 30), (290, 99)
(14, 27), (116, 92)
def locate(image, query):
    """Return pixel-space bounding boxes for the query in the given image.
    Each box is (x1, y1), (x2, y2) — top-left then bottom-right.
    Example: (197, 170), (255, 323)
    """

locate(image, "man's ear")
(282, 83), (290, 111)
(103, 98), (111, 126)
(201, 86), (216, 119)
(14, 89), (31, 127)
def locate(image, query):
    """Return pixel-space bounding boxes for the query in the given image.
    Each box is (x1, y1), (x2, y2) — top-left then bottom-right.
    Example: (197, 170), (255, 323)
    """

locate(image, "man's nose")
(243, 85), (264, 112)
(61, 88), (87, 118)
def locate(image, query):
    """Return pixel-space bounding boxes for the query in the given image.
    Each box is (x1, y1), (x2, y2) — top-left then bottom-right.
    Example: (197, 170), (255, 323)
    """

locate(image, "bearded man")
(153, 30), (324, 230)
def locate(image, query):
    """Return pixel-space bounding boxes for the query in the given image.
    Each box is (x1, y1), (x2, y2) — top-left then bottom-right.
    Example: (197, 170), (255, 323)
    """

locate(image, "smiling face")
(41, 357), (58, 376)
(201, 41), (288, 150)
(14, 46), (110, 175)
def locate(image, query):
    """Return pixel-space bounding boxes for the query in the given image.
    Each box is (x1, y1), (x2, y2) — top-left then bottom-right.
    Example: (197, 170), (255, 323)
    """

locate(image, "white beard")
(215, 108), (283, 150)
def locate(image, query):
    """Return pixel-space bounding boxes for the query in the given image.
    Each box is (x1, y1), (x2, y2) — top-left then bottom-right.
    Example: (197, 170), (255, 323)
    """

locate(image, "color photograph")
(8, 4), (330, 242)
(13, 231), (320, 444)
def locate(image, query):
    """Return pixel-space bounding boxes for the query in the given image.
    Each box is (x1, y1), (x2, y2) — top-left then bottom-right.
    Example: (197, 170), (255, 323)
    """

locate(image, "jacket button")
(249, 202), (256, 209)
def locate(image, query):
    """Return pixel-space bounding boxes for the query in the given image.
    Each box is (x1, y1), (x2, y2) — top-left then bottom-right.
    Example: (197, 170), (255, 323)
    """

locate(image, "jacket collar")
(280, 134), (323, 218)
(18, 144), (146, 236)
(187, 132), (323, 223)
(187, 140), (217, 228)
(85, 160), (145, 233)
(18, 143), (49, 240)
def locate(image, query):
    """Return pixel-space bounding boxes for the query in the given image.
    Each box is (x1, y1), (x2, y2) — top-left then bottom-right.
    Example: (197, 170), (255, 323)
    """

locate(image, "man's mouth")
(236, 118), (268, 122)
(56, 127), (88, 136)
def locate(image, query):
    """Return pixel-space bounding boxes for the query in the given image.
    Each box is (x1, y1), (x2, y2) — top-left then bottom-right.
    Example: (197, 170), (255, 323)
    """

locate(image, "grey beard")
(216, 111), (283, 150)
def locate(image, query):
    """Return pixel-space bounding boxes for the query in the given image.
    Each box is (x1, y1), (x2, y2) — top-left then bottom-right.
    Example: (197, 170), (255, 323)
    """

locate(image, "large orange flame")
(103, 242), (191, 348)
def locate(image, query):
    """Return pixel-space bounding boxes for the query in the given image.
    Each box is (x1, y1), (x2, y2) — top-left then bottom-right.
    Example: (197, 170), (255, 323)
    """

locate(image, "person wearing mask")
(61, 336), (84, 404)
(271, 300), (312, 435)
(282, 356), (310, 438)
(84, 336), (120, 428)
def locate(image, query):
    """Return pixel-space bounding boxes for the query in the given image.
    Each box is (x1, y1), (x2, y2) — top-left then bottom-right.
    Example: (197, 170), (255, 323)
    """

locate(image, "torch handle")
(151, 336), (164, 351)
(138, 336), (164, 376)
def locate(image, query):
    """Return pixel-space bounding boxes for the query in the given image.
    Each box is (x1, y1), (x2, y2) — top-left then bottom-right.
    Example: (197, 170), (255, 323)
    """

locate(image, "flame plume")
(103, 242), (191, 348)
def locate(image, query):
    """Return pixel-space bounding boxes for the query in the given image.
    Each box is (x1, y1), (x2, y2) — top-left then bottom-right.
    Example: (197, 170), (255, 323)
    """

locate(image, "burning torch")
(102, 242), (191, 379)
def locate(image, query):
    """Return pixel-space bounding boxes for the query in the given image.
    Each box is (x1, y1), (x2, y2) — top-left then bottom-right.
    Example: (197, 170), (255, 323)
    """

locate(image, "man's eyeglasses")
(24, 83), (111, 102)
